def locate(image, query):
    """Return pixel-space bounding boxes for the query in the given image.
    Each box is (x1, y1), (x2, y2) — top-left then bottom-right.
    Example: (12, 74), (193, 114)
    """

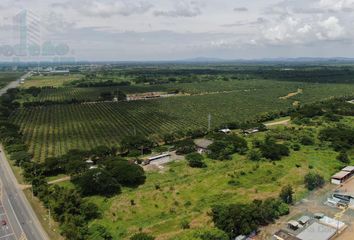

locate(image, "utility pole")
(48, 208), (51, 227)
(208, 113), (211, 131)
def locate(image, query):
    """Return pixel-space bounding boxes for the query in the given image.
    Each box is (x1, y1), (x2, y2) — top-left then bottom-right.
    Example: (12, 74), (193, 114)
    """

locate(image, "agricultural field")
(0, 71), (23, 88)
(12, 78), (354, 161)
(12, 88), (292, 161)
(21, 74), (83, 88)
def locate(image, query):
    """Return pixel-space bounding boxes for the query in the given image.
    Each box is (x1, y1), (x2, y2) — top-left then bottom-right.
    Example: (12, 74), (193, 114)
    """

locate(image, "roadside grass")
(23, 189), (64, 240)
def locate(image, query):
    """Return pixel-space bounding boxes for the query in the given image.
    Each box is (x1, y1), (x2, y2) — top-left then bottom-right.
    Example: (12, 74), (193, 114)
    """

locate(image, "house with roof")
(331, 166), (354, 185)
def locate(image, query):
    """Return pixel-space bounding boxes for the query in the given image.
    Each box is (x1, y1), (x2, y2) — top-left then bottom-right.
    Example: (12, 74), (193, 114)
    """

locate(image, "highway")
(0, 73), (49, 240)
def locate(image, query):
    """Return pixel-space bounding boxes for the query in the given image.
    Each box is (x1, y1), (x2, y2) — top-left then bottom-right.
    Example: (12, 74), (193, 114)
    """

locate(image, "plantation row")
(12, 89), (294, 161)
(32, 79), (302, 102)
(14, 80), (354, 161)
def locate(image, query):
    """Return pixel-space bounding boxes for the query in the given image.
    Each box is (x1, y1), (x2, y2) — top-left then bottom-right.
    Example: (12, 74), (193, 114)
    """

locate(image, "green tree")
(186, 153), (206, 168)
(73, 169), (121, 196)
(304, 173), (325, 190)
(279, 185), (294, 204)
(104, 158), (146, 186)
(337, 151), (350, 164)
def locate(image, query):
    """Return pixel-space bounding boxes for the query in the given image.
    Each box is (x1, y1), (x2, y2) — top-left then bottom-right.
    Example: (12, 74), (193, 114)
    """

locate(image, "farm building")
(296, 222), (336, 240)
(144, 153), (171, 165)
(243, 128), (259, 135)
(319, 216), (346, 232)
(297, 216), (310, 226)
(287, 220), (300, 230)
(194, 139), (213, 154)
(219, 128), (231, 134)
(273, 230), (300, 240)
(341, 166), (354, 173)
(331, 171), (352, 185)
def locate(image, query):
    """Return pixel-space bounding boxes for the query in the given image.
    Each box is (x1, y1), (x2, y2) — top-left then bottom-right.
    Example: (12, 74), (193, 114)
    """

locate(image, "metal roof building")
(331, 171), (352, 185)
(296, 222), (336, 240)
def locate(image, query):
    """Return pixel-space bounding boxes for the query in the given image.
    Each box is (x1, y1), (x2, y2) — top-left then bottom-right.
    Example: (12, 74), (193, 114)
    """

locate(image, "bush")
(195, 228), (229, 240)
(279, 185), (294, 204)
(175, 139), (196, 155)
(186, 153), (206, 168)
(180, 219), (190, 229)
(130, 233), (155, 240)
(337, 151), (350, 164)
(304, 173), (325, 190)
(292, 144), (301, 151)
(247, 149), (262, 161)
(300, 135), (314, 145)
(259, 138), (289, 161)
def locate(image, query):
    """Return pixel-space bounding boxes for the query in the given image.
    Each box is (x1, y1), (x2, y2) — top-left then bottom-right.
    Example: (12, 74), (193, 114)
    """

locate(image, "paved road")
(0, 73), (49, 240)
(0, 72), (31, 96)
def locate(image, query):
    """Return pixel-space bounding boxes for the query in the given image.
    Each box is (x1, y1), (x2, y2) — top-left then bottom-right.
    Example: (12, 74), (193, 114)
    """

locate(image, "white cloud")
(319, 0), (354, 11)
(53, 0), (153, 18)
(154, 1), (202, 17)
(317, 16), (345, 40)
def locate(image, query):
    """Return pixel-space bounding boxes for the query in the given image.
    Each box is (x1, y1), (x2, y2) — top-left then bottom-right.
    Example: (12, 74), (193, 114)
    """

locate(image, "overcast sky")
(1, 0), (354, 61)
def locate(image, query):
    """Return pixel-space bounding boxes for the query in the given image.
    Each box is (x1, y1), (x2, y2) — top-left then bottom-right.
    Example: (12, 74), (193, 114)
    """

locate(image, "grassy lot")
(21, 74), (83, 88)
(0, 72), (23, 88)
(84, 120), (350, 240)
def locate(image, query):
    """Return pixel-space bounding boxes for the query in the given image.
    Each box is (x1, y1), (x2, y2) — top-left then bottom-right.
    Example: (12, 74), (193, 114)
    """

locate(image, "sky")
(0, 0), (354, 61)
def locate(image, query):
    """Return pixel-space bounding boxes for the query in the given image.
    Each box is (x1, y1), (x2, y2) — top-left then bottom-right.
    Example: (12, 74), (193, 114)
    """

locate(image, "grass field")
(85, 120), (350, 240)
(0, 72), (23, 88)
(21, 74), (83, 88)
(12, 80), (354, 161)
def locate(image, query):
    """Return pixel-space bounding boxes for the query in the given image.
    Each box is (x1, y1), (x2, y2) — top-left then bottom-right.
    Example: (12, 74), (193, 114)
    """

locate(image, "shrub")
(247, 149), (262, 161)
(337, 151), (350, 164)
(130, 233), (155, 240)
(279, 185), (294, 204)
(304, 173), (325, 190)
(186, 153), (206, 168)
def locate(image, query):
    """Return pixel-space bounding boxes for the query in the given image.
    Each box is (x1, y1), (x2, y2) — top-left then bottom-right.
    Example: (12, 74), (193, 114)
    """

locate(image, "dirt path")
(264, 119), (291, 127)
(279, 88), (303, 100)
(20, 176), (71, 190)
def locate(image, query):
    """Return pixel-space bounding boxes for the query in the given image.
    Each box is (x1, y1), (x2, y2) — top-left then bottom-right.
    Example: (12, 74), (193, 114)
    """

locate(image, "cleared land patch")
(279, 88), (303, 99)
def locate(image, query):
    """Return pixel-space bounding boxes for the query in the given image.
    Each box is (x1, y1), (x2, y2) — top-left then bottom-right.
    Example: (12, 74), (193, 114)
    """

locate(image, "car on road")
(1, 220), (6, 226)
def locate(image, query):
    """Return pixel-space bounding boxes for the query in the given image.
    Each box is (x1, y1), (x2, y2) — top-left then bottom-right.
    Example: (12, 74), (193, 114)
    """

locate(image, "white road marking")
(6, 197), (24, 235)
(0, 233), (15, 239)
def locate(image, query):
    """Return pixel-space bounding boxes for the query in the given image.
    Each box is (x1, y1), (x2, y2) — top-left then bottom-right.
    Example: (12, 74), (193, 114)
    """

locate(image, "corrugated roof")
(319, 216), (346, 230)
(342, 166), (354, 172)
(274, 230), (301, 240)
(194, 139), (213, 148)
(296, 222), (336, 240)
(332, 171), (351, 180)
(288, 220), (300, 227)
(298, 216), (310, 224)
